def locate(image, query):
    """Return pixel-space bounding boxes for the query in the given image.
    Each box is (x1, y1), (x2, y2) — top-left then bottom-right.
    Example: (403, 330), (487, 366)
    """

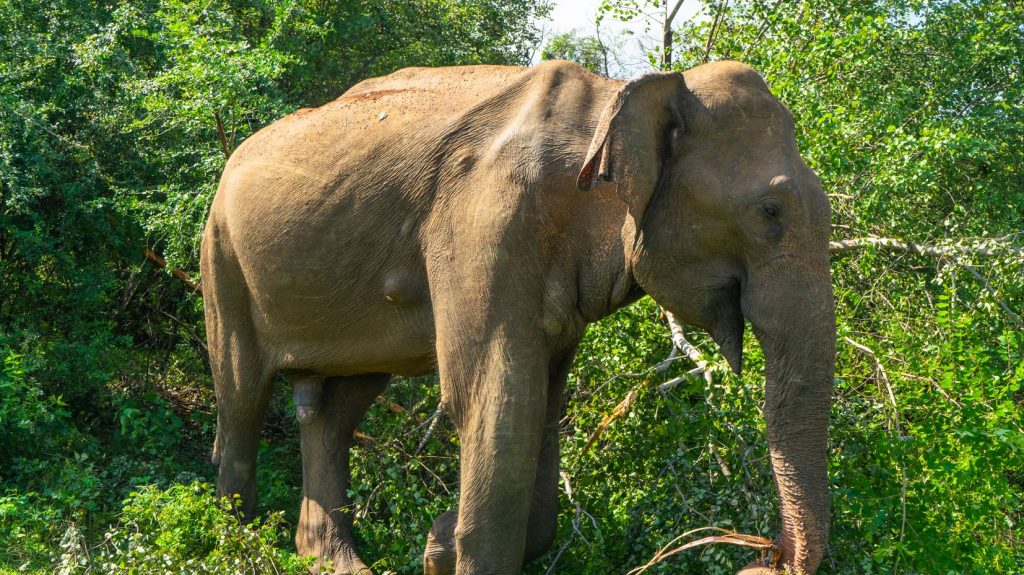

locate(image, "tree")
(542, 30), (611, 75)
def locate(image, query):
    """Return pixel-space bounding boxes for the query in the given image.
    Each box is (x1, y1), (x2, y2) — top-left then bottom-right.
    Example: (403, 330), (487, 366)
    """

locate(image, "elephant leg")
(424, 349), (573, 575)
(210, 333), (274, 522)
(424, 509), (457, 575)
(524, 349), (574, 562)
(444, 339), (549, 573)
(295, 373), (389, 575)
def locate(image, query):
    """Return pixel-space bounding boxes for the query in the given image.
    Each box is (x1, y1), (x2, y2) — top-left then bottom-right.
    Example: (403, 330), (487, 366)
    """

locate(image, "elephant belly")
(247, 262), (438, 378)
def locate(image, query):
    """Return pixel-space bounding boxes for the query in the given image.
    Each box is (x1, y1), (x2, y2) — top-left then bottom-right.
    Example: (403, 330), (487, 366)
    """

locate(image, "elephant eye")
(760, 203), (781, 219)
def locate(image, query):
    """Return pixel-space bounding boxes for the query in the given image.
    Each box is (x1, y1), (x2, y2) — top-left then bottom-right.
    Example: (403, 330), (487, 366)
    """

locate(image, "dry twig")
(829, 236), (1019, 257)
(144, 249), (202, 295)
(830, 236), (1022, 327)
(626, 527), (776, 575)
(580, 383), (647, 457)
(844, 336), (908, 550)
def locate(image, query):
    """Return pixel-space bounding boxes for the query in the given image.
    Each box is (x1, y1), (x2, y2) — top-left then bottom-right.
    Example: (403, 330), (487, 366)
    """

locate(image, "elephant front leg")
(293, 373), (389, 575)
(435, 331), (551, 574)
(423, 417), (561, 575)
(423, 350), (573, 575)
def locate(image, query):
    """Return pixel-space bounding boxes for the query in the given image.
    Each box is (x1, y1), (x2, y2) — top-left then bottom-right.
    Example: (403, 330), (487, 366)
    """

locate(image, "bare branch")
(829, 236), (1019, 257)
(661, 0), (687, 68)
(702, 2), (726, 63)
(961, 262), (1024, 328)
(831, 236), (1022, 327)
(666, 0), (686, 25)
(414, 405), (444, 454)
(664, 311), (713, 386)
(627, 527), (775, 575)
(844, 337), (900, 432)
(657, 367), (704, 393)
(214, 111), (231, 159)
(144, 249), (202, 295)
(653, 345), (679, 374)
(844, 336), (907, 547)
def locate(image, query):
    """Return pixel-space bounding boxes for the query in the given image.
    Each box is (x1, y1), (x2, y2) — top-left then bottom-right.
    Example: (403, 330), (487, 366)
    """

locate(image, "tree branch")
(741, 0), (785, 59)
(843, 336), (908, 547)
(663, 311), (714, 391)
(829, 236), (1019, 257)
(661, 0), (687, 69)
(830, 236), (1022, 327)
(214, 111), (231, 159)
(144, 249), (203, 295)
(961, 262), (1024, 328)
(702, 2), (725, 63)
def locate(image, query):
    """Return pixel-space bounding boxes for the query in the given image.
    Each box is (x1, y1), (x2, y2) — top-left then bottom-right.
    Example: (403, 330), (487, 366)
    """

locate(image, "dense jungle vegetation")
(1, 0), (1022, 573)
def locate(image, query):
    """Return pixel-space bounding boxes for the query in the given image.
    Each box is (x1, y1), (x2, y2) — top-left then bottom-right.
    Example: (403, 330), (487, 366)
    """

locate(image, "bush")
(0, 490), (64, 571)
(55, 482), (309, 575)
(0, 352), (74, 467)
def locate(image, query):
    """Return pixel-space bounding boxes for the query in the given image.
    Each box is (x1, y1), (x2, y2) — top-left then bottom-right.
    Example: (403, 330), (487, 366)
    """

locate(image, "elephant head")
(579, 61), (835, 574)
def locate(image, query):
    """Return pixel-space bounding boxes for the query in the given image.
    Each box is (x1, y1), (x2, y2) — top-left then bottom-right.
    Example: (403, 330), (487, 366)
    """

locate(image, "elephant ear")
(576, 72), (688, 214)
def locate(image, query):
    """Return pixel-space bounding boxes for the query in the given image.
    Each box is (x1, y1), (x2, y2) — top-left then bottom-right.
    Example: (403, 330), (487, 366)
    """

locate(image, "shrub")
(55, 482), (309, 575)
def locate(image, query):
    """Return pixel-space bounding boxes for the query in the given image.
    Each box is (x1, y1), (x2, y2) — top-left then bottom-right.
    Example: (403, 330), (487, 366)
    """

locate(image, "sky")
(536, 0), (704, 77)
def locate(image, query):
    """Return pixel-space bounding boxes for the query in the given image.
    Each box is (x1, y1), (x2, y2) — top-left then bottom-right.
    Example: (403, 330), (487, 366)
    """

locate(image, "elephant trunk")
(743, 256), (835, 574)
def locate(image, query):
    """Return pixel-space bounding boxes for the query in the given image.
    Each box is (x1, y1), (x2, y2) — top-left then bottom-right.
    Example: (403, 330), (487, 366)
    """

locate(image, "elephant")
(201, 59), (836, 575)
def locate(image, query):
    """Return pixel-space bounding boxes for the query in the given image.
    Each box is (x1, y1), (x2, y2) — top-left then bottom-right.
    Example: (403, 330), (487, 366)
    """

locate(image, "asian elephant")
(201, 59), (835, 575)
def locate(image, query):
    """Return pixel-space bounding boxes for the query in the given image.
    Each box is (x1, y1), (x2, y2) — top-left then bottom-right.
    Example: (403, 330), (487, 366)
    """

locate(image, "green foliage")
(53, 482), (309, 574)
(344, 375), (459, 573)
(513, 299), (779, 574)
(0, 352), (71, 464)
(0, 490), (64, 571)
(542, 31), (610, 75)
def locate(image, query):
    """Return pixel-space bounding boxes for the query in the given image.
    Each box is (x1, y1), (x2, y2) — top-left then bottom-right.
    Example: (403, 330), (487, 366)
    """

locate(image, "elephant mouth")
(705, 278), (745, 374)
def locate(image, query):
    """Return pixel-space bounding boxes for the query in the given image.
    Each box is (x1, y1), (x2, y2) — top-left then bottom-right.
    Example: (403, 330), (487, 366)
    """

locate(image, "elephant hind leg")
(424, 509), (457, 575)
(205, 222), (275, 521)
(211, 346), (274, 522)
(295, 373), (389, 575)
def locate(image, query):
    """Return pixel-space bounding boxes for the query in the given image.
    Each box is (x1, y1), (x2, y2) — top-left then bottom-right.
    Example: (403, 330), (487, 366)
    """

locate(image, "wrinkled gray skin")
(201, 60), (835, 575)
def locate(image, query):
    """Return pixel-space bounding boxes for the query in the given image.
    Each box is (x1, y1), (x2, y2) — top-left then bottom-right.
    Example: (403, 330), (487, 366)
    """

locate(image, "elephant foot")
(331, 557), (373, 575)
(736, 548), (786, 575)
(423, 509), (457, 575)
(296, 507), (373, 575)
(307, 548), (373, 575)
(299, 534), (373, 575)
(736, 563), (778, 575)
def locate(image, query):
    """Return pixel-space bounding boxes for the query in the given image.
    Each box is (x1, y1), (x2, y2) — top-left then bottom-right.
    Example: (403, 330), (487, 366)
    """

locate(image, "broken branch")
(580, 383), (648, 458)
(627, 527), (776, 575)
(829, 236), (1020, 257)
(831, 236), (1022, 326)
(665, 311), (713, 386)
(144, 249), (202, 295)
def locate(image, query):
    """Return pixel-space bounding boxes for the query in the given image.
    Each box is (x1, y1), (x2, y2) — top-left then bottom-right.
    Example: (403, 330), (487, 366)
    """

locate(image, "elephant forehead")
(683, 60), (771, 99)
(686, 88), (789, 138)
